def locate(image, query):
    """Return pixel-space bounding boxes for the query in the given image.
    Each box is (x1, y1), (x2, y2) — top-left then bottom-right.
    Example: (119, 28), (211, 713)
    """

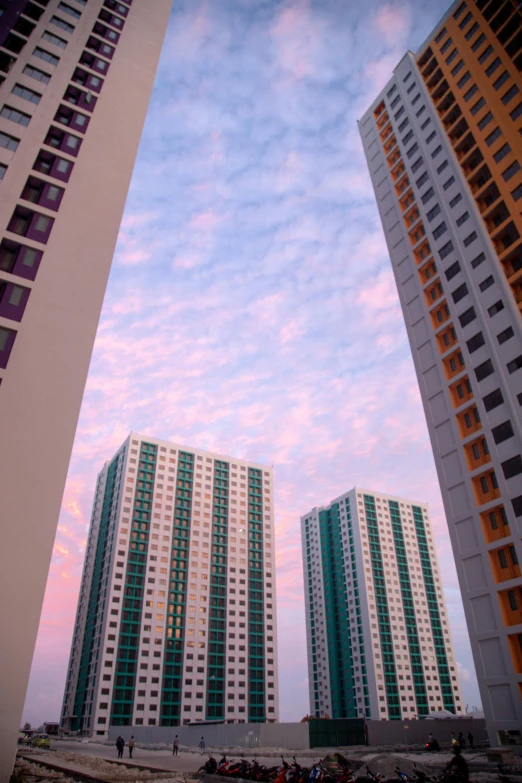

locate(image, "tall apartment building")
(301, 488), (463, 721)
(61, 434), (278, 734)
(358, 0), (522, 745)
(0, 1), (172, 775)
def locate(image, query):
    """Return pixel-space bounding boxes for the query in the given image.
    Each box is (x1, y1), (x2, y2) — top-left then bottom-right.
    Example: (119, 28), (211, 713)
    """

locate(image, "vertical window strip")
(160, 450), (193, 726)
(412, 506), (456, 714)
(73, 460), (119, 732)
(364, 495), (401, 718)
(347, 501), (370, 718)
(388, 501), (429, 716)
(248, 467), (265, 722)
(110, 445), (152, 727)
(205, 459), (229, 719)
(319, 505), (357, 718)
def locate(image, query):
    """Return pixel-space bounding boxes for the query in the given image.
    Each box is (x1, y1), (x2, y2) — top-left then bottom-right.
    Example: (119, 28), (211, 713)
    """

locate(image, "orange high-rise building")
(359, 0), (522, 746)
(417, 0), (522, 309)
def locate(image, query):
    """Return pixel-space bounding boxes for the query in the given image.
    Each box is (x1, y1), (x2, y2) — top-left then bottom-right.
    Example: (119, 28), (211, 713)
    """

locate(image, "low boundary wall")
(110, 718), (487, 750)
(110, 722), (309, 750)
(367, 718), (487, 746)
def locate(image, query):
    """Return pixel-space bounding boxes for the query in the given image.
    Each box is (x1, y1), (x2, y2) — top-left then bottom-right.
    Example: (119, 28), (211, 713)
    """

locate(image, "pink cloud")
(22, 0), (480, 728)
(374, 3), (413, 48)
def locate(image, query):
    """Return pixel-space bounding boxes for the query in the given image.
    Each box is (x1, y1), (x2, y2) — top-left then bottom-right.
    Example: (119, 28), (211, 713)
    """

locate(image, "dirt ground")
(13, 752), (191, 783)
(13, 746), (521, 783)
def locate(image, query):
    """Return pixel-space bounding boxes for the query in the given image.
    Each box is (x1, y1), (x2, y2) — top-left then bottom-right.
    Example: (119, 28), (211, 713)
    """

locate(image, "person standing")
(468, 731), (474, 749)
(173, 735), (179, 755)
(445, 746), (469, 783)
(451, 732), (458, 748)
(199, 736), (205, 755)
(128, 735), (135, 758)
(116, 736), (124, 758)
(458, 732), (466, 750)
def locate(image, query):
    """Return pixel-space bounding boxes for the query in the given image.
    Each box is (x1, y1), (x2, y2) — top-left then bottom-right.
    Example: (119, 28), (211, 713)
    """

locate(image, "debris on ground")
(14, 752), (186, 783)
(13, 757), (76, 783)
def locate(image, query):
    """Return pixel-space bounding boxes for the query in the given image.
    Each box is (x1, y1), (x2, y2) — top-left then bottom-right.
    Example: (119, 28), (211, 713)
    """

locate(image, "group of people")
(114, 734), (205, 759)
(115, 735), (135, 758)
(451, 731), (474, 750)
(426, 730), (475, 783)
(428, 730), (474, 751)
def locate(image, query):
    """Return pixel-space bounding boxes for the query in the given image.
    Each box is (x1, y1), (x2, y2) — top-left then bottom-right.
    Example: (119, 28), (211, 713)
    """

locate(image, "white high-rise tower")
(62, 433), (279, 735)
(302, 487), (463, 721)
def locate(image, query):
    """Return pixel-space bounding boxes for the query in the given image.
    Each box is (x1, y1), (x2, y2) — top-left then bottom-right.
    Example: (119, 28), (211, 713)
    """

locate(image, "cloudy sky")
(23, 0), (483, 727)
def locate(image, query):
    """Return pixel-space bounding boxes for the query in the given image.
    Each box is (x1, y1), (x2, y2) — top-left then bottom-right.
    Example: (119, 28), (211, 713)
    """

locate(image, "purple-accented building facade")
(0, 0), (172, 777)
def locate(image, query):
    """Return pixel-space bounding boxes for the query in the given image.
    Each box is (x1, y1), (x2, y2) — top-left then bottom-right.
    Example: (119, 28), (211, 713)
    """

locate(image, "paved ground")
(38, 741), (316, 771)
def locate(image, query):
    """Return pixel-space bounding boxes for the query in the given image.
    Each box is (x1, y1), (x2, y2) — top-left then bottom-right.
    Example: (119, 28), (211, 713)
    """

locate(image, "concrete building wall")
(0, 2), (172, 778)
(358, 0), (522, 745)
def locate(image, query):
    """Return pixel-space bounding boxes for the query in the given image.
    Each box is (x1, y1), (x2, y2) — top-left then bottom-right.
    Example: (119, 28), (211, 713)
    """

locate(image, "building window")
(459, 307), (476, 327)
(432, 222), (447, 240)
(502, 85), (519, 106)
(496, 325), (513, 343)
(0, 105), (31, 126)
(58, 2), (81, 19)
(471, 97), (486, 116)
(439, 241), (454, 260)
(12, 84), (41, 104)
(492, 421), (514, 445)
(464, 84), (478, 102)
(466, 332), (485, 354)
(42, 31), (68, 49)
(479, 276), (494, 292)
(483, 389), (503, 412)
(485, 58), (501, 78)
(494, 144), (511, 164)
(502, 456), (522, 480)
(449, 193), (462, 208)
(478, 45), (493, 64)
(0, 326), (16, 369)
(507, 356), (522, 375)
(474, 360), (494, 382)
(33, 47), (60, 66)
(478, 112), (493, 130)
(493, 71), (509, 92)
(471, 33), (485, 52)
(22, 65), (51, 84)
(0, 132), (19, 151)
(502, 161), (521, 182)
(452, 283), (468, 303)
(488, 300), (505, 318)
(457, 72), (471, 90)
(50, 16), (75, 34)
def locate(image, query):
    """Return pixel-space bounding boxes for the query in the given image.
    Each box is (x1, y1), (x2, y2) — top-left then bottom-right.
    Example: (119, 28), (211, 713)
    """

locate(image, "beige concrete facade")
(0, 1), (172, 778)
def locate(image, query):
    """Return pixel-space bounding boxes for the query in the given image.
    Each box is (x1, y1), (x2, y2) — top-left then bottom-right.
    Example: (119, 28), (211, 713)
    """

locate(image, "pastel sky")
(23, 0), (483, 727)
